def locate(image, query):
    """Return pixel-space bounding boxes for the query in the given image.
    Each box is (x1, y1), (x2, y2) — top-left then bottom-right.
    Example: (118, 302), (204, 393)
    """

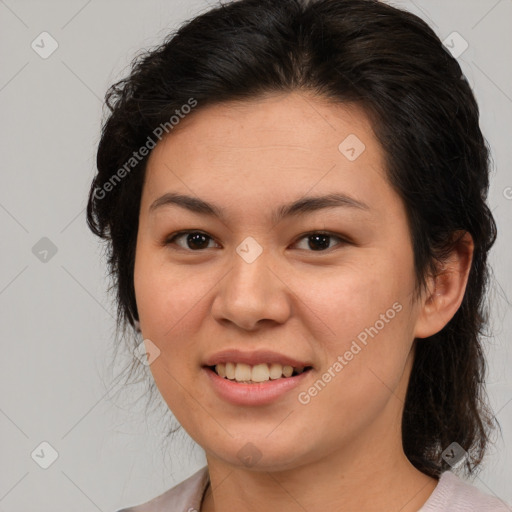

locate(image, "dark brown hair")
(86, 0), (498, 478)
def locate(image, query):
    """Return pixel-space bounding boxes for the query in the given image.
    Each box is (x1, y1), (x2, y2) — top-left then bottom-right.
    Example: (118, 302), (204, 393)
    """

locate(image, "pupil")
(188, 232), (209, 250)
(309, 234), (330, 251)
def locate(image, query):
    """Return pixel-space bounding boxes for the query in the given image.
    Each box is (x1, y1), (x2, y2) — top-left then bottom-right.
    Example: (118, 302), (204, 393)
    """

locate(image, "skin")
(133, 91), (473, 512)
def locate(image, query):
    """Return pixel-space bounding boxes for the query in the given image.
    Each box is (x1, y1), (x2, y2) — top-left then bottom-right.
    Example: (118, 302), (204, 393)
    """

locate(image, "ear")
(413, 231), (474, 339)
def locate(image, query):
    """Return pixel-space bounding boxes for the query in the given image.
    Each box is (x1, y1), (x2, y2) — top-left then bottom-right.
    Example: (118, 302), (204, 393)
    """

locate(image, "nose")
(210, 244), (292, 331)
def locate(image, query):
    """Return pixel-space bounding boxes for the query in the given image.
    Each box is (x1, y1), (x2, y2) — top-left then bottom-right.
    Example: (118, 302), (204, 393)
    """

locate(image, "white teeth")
(213, 362), (308, 382)
(216, 363), (226, 378)
(282, 365), (293, 378)
(234, 363), (252, 382)
(225, 362), (235, 380)
(269, 363), (283, 380)
(251, 363), (270, 382)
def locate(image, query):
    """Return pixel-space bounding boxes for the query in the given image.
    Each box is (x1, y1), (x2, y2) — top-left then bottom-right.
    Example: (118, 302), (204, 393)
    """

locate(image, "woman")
(86, 0), (511, 510)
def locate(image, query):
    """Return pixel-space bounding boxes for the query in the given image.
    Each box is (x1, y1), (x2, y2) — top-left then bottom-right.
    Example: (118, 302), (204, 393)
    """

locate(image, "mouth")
(205, 362), (314, 384)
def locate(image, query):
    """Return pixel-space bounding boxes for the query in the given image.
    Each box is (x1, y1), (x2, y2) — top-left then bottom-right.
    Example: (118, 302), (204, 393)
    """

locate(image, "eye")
(165, 230), (219, 251)
(164, 230), (348, 252)
(293, 231), (347, 252)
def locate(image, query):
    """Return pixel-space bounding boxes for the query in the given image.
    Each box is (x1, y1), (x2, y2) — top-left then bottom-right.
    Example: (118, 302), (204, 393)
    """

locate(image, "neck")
(201, 434), (438, 512)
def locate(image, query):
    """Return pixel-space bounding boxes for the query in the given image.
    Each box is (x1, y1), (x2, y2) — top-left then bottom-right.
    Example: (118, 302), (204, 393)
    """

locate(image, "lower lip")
(203, 367), (312, 406)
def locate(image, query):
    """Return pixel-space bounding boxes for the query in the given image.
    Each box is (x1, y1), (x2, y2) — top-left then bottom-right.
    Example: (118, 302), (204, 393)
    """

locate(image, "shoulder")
(114, 466), (209, 512)
(420, 470), (512, 512)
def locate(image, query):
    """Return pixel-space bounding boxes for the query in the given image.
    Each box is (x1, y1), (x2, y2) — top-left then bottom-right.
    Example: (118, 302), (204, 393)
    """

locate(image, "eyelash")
(164, 230), (349, 252)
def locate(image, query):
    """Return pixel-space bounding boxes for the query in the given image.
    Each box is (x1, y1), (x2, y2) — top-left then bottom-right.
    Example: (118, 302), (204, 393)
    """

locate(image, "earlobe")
(413, 232), (474, 339)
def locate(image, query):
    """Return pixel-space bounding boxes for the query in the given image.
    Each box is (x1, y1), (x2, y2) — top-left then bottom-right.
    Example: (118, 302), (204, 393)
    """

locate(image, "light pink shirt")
(117, 466), (512, 511)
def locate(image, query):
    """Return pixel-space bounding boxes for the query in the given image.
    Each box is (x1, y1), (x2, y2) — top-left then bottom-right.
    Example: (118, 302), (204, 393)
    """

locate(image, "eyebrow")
(149, 192), (370, 224)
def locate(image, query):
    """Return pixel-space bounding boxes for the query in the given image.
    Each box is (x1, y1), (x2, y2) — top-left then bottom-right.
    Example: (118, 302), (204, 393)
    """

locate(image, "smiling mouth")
(207, 362), (313, 383)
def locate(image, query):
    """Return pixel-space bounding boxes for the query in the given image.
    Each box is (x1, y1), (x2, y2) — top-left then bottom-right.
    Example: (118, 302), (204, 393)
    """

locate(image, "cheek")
(293, 260), (414, 402)
(294, 257), (410, 343)
(133, 246), (221, 371)
(134, 245), (197, 330)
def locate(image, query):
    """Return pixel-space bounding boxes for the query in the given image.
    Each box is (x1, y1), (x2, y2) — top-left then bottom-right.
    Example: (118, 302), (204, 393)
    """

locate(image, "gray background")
(1, 1), (511, 511)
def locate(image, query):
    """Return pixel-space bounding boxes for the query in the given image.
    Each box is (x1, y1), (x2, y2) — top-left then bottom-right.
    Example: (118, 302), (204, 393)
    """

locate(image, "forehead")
(152, 92), (377, 156)
(142, 92), (395, 220)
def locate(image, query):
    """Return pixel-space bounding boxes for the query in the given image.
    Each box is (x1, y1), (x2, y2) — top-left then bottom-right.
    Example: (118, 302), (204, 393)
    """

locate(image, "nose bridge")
(235, 235), (265, 266)
(228, 235), (274, 302)
(211, 235), (290, 329)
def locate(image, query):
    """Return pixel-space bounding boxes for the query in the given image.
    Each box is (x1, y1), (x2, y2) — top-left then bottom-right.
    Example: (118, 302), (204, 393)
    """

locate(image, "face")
(133, 91), (425, 472)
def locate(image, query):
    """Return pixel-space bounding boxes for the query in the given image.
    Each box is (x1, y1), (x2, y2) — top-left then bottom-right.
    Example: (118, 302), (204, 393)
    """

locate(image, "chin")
(204, 434), (314, 473)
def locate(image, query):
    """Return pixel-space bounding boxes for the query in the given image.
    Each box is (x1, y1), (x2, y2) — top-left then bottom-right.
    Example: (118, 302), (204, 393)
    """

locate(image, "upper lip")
(203, 349), (313, 368)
